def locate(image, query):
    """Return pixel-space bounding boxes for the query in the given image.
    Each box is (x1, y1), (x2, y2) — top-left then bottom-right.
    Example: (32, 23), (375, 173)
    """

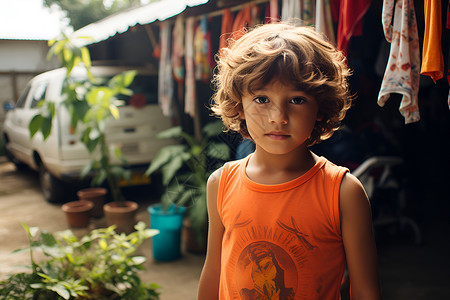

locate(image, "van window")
(16, 85), (31, 108)
(30, 82), (48, 108)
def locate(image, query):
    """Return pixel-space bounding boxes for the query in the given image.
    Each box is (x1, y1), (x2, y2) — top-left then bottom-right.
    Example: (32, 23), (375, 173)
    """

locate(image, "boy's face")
(239, 80), (321, 156)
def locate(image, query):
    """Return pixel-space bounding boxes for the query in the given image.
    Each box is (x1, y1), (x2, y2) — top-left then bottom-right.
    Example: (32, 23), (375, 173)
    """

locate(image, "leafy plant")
(145, 120), (230, 242)
(0, 222), (160, 300)
(29, 33), (136, 204)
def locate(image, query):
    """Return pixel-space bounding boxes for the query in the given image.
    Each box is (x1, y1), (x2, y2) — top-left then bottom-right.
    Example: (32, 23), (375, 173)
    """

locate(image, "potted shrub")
(0, 222), (160, 299)
(29, 34), (138, 233)
(146, 120), (230, 253)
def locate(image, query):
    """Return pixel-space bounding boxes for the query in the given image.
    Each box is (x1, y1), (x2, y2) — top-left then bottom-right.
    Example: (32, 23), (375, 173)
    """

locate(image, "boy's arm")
(340, 173), (382, 300)
(197, 168), (225, 300)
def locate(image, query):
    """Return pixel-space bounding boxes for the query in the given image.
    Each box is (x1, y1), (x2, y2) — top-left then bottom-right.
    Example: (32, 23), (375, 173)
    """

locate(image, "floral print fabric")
(378, 0), (421, 124)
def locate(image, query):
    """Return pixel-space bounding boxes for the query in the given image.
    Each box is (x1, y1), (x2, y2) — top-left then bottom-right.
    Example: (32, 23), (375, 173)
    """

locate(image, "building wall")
(0, 39), (59, 130)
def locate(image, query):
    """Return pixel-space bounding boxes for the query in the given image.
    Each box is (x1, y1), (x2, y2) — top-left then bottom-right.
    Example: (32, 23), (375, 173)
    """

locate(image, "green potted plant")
(29, 34), (138, 233)
(0, 222), (160, 299)
(146, 120), (230, 253)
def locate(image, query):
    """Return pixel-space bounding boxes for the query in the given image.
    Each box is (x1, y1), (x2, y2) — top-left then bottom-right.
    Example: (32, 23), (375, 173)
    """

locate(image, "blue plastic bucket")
(148, 204), (186, 261)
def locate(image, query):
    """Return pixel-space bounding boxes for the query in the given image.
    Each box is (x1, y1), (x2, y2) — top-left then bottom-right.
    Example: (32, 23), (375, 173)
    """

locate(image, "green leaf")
(47, 101), (56, 117)
(50, 284), (71, 299)
(145, 145), (187, 176)
(161, 155), (184, 185)
(80, 161), (93, 179)
(109, 104), (120, 120)
(41, 231), (56, 246)
(29, 114), (43, 139)
(156, 126), (183, 139)
(131, 256), (146, 265)
(41, 116), (53, 140)
(202, 120), (223, 137)
(63, 47), (72, 64)
(114, 145), (122, 159)
(98, 239), (108, 251)
(176, 188), (197, 207)
(92, 170), (107, 186)
(207, 143), (231, 160)
(80, 47), (91, 68)
(123, 70), (137, 87)
(21, 223), (38, 238)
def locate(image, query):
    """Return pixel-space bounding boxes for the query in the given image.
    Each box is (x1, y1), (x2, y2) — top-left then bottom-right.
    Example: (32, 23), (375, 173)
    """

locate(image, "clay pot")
(103, 201), (138, 234)
(61, 200), (94, 228)
(77, 187), (107, 218)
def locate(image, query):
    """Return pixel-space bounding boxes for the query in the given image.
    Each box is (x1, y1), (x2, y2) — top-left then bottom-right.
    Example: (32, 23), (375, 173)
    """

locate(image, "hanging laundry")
(158, 21), (175, 117)
(194, 16), (212, 82)
(270, 0), (279, 21)
(219, 8), (234, 50)
(281, 0), (301, 22)
(330, 0), (340, 24)
(316, 0), (336, 43)
(231, 4), (253, 41)
(302, 0), (315, 26)
(421, 0), (444, 83)
(185, 17), (196, 118)
(337, 0), (372, 53)
(447, 2), (450, 108)
(172, 16), (185, 83)
(378, 0), (421, 124)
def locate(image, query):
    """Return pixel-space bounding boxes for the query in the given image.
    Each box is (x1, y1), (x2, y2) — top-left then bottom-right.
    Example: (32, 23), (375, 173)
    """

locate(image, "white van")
(3, 66), (174, 202)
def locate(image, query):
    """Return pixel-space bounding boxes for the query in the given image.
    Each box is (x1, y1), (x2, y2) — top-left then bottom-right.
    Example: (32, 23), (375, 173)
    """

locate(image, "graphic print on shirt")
(234, 217), (318, 299)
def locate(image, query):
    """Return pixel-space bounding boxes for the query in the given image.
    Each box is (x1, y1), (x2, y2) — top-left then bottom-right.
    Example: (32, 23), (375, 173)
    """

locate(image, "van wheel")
(39, 164), (65, 203)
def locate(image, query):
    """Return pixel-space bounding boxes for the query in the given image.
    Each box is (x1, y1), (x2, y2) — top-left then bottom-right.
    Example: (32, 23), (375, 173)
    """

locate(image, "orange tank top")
(217, 155), (348, 300)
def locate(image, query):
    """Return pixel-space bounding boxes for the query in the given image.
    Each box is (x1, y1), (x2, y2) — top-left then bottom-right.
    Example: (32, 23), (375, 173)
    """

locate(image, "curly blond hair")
(211, 23), (352, 145)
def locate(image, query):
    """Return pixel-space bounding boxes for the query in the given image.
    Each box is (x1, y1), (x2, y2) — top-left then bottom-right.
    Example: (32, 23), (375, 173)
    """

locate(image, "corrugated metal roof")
(73, 0), (209, 46)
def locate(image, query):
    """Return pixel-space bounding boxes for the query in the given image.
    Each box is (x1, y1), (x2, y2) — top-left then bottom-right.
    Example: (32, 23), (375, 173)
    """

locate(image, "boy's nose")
(268, 104), (288, 125)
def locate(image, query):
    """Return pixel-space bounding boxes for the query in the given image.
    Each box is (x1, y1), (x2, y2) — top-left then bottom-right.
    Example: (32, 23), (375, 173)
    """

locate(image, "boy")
(198, 23), (381, 300)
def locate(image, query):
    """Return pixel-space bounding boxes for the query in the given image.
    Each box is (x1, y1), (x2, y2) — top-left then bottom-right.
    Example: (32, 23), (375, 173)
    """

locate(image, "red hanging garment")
(337, 0), (372, 53)
(220, 8), (234, 50)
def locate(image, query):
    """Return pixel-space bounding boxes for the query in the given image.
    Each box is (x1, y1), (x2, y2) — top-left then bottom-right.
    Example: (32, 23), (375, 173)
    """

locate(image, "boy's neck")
(245, 147), (319, 185)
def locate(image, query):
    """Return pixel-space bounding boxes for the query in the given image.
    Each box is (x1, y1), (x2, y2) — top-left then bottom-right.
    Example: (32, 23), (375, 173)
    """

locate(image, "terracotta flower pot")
(61, 200), (94, 228)
(103, 201), (138, 234)
(77, 187), (107, 218)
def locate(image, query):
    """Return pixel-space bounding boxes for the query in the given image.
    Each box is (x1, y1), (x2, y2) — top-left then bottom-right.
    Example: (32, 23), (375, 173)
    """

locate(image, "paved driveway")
(0, 157), (204, 300)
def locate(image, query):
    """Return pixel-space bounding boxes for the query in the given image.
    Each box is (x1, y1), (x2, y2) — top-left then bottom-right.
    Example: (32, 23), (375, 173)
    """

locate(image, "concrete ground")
(0, 157), (449, 299)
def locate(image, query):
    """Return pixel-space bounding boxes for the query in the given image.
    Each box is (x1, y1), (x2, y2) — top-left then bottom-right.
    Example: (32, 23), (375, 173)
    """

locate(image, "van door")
(9, 80), (48, 167)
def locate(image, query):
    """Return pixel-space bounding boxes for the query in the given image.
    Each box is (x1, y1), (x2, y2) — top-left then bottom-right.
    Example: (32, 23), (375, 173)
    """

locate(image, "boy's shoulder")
(208, 156), (248, 185)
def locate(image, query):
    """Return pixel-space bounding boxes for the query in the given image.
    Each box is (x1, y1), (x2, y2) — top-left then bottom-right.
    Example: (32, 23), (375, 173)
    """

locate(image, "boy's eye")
(290, 97), (306, 104)
(253, 96), (269, 104)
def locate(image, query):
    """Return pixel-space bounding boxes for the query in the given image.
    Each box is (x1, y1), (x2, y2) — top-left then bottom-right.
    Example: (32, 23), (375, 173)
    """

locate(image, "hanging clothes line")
(195, 0), (270, 20)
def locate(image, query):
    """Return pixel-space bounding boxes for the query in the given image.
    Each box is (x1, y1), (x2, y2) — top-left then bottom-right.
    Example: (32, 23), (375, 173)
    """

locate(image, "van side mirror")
(3, 101), (14, 112)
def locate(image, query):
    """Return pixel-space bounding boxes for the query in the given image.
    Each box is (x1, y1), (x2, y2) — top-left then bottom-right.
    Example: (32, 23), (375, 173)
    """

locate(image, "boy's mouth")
(265, 131), (290, 140)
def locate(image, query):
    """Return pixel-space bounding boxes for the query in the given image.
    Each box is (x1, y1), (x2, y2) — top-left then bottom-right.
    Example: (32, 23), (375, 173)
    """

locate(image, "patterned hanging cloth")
(158, 21), (175, 117)
(378, 0), (421, 124)
(316, 0), (335, 43)
(185, 17), (196, 118)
